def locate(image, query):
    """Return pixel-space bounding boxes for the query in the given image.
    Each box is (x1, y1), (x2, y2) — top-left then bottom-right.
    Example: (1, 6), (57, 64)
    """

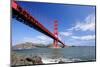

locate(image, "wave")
(42, 57), (83, 64)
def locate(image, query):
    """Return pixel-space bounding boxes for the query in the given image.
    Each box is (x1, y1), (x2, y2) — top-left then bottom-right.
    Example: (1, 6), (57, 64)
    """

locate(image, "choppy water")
(13, 46), (96, 64)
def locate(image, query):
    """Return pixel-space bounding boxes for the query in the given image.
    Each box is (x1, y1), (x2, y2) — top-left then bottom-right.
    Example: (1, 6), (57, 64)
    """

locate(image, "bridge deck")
(12, 2), (65, 47)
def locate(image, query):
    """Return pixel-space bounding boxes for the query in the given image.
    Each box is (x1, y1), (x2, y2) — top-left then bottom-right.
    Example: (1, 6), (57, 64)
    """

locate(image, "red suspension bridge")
(12, 1), (66, 48)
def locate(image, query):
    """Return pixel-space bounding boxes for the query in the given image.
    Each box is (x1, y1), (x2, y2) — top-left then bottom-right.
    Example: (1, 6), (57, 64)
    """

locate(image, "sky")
(12, 1), (96, 46)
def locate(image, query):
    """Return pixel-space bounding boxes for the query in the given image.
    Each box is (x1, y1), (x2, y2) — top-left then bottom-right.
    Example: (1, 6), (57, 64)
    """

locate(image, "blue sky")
(12, 1), (96, 46)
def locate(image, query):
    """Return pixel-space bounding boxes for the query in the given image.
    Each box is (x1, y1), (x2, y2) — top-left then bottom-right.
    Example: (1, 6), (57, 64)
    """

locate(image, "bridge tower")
(53, 20), (58, 48)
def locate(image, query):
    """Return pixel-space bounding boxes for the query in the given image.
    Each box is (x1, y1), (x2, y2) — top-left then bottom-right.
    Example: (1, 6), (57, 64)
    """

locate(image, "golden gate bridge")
(12, 1), (66, 48)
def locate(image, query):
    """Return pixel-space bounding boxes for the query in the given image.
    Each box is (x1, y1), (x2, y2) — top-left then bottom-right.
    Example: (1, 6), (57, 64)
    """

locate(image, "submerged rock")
(58, 61), (65, 63)
(58, 59), (65, 63)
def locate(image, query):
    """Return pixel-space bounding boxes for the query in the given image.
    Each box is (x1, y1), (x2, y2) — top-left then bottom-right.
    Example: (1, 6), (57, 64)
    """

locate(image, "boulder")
(25, 56), (43, 64)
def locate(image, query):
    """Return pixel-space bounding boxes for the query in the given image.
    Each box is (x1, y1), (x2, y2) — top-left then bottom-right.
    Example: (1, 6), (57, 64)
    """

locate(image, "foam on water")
(42, 57), (82, 64)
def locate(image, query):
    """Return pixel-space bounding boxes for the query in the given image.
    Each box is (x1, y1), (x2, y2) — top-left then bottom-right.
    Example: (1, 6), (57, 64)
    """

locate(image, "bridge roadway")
(12, 2), (65, 47)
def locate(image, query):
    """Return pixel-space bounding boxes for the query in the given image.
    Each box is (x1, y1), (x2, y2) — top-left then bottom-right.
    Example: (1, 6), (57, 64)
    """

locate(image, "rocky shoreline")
(11, 52), (43, 66)
(11, 52), (66, 66)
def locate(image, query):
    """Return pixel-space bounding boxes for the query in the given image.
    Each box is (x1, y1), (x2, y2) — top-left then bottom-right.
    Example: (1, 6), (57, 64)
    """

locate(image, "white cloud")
(37, 35), (49, 40)
(68, 14), (95, 31)
(60, 31), (72, 36)
(72, 35), (95, 40)
(20, 35), (53, 45)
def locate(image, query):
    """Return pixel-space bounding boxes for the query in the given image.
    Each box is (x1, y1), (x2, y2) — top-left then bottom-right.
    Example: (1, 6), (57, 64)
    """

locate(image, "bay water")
(13, 46), (96, 64)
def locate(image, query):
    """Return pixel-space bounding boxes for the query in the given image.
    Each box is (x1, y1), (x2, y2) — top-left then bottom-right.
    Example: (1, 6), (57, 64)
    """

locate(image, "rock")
(12, 52), (43, 66)
(58, 60), (65, 63)
(25, 57), (33, 62)
(11, 53), (26, 66)
(25, 56), (43, 64)
(32, 56), (43, 64)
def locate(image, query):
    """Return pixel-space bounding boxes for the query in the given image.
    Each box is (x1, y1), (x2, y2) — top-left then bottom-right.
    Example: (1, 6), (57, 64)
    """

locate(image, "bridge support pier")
(53, 39), (58, 48)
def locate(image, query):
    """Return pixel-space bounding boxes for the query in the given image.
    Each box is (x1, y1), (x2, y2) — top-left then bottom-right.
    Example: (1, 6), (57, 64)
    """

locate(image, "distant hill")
(12, 42), (47, 50)
(12, 42), (67, 50)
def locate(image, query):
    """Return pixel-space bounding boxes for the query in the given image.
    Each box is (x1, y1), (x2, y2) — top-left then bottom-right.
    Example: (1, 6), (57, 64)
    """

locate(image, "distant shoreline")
(12, 46), (95, 51)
